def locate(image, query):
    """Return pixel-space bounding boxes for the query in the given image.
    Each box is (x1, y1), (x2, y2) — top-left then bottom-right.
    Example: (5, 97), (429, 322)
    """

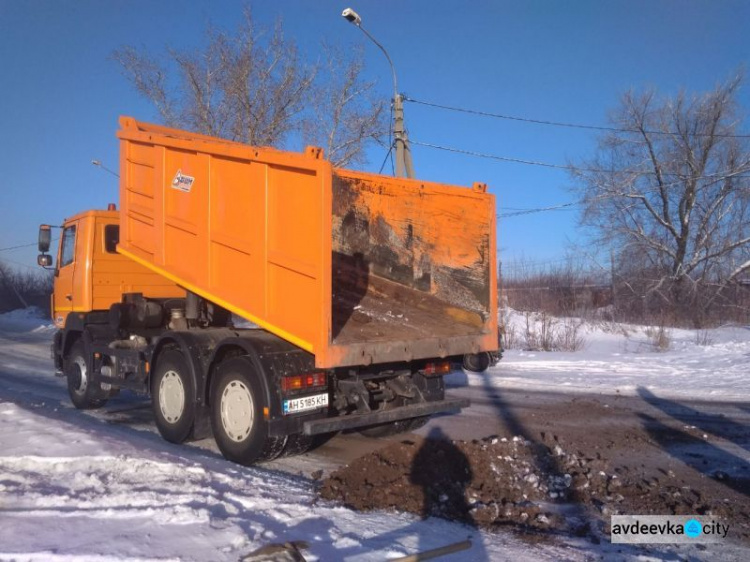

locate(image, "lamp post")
(342, 8), (415, 179)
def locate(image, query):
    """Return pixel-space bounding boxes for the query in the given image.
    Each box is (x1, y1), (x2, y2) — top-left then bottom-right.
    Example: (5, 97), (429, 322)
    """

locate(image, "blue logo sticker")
(685, 519), (702, 538)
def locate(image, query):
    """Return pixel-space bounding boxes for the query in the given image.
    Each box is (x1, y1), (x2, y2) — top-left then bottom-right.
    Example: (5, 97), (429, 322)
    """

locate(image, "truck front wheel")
(66, 341), (107, 410)
(210, 357), (284, 465)
(152, 350), (196, 444)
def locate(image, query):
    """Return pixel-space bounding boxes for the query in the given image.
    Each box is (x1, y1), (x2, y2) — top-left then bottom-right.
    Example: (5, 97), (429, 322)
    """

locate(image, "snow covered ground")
(1, 307), (748, 561)
(449, 311), (750, 402)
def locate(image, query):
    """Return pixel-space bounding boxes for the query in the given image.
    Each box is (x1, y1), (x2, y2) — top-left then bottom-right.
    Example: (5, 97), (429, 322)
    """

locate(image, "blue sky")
(1, 0), (748, 273)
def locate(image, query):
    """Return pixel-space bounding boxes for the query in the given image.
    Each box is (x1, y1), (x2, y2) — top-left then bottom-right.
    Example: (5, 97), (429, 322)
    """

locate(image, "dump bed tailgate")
(327, 170), (497, 366)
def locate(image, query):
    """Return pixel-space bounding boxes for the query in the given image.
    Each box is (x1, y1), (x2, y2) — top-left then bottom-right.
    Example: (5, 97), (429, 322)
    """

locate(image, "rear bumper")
(302, 397), (470, 435)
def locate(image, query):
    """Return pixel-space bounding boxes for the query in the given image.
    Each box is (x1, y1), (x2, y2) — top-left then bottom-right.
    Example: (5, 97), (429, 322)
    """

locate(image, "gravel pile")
(319, 433), (746, 540)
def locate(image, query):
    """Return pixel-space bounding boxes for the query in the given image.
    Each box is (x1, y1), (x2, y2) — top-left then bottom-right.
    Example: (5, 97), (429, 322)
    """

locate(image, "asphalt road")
(2, 325), (748, 486)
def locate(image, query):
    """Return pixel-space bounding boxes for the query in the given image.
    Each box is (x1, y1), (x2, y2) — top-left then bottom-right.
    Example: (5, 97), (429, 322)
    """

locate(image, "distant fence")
(500, 272), (750, 326)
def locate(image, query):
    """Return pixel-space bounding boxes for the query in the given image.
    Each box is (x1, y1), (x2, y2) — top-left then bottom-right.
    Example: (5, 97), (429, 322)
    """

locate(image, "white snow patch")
(0, 306), (54, 332)
(449, 310), (750, 401)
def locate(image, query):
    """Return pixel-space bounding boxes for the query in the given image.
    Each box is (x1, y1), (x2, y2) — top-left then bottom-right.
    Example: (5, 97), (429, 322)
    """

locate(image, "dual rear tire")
(209, 357), (286, 465)
(151, 352), (284, 465)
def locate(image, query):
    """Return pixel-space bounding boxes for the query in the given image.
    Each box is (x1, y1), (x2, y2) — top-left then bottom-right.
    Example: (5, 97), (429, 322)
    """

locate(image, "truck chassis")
(53, 293), (467, 464)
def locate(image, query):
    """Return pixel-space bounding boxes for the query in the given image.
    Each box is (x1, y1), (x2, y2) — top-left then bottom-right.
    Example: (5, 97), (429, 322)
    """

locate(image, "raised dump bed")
(117, 117), (497, 368)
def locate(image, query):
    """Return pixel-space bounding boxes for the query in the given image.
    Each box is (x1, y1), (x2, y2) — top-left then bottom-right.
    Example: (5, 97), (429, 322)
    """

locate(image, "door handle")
(65, 294), (72, 301)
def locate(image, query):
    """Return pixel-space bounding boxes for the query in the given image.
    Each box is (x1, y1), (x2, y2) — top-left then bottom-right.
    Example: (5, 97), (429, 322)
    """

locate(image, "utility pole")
(610, 250), (617, 323)
(342, 8), (415, 179)
(393, 94), (415, 178)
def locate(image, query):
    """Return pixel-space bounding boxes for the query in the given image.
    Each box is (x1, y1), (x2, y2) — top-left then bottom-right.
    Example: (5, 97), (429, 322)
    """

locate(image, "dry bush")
(522, 311), (554, 351)
(516, 311), (587, 352)
(556, 318), (586, 352)
(694, 330), (714, 346)
(499, 307), (519, 350)
(644, 324), (671, 352)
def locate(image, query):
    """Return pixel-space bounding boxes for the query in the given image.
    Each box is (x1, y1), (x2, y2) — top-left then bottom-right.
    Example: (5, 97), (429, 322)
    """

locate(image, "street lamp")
(91, 159), (120, 178)
(342, 7), (415, 179)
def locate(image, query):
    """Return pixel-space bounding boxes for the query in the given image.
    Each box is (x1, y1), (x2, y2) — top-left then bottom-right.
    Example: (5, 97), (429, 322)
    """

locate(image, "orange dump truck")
(38, 117), (497, 464)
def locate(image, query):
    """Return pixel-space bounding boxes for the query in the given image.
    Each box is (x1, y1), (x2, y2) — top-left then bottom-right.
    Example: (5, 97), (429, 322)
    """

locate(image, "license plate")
(283, 393), (329, 415)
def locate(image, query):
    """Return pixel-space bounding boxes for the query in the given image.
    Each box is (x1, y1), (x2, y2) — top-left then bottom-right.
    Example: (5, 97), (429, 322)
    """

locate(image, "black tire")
(65, 340), (107, 410)
(151, 349), (196, 444)
(405, 415), (429, 432)
(280, 431), (338, 457)
(210, 357), (285, 465)
(462, 352), (492, 374)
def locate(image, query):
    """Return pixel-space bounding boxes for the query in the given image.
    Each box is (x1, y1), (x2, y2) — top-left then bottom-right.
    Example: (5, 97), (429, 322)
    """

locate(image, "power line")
(498, 165), (750, 218)
(403, 96), (750, 139)
(0, 256), (38, 271)
(0, 241), (39, 252)
(411, 139), (588, 172)
(411, 139), (750, 179)
(501, 205), (576, 212)
(499, 202), (580, 218)
(0, 238), (59, 253)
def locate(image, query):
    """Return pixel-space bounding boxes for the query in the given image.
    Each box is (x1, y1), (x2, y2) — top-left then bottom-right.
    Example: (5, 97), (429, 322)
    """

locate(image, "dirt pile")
(319, 433), (747, 540)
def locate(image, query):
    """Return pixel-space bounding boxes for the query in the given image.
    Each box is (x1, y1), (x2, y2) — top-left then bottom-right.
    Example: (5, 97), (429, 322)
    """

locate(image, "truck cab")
(42, 207), (183, 330)
(38, 207), (184, 377)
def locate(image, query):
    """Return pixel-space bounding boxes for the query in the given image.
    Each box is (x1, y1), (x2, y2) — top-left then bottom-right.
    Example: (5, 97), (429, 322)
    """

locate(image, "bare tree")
(0, 261), (53, 312)
(303, 44), (386, 167)
(573, 75), (750, 325)
(112, 9), (385, 166)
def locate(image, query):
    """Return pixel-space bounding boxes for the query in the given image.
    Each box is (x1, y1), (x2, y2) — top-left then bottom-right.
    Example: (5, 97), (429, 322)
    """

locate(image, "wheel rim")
(220, 380), (254, 443)
(159, 370), (185, 423)
(72, 356), (88, 395)
(464, 352), (490, 373)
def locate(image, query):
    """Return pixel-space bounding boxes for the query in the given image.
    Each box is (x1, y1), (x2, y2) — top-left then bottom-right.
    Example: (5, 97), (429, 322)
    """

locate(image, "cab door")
(53, 222), (79, 327)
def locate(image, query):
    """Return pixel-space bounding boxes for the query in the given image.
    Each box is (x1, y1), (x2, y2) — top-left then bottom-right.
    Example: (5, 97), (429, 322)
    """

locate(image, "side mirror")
(38, 225), (51, 253)
(37, 254), (53, 267)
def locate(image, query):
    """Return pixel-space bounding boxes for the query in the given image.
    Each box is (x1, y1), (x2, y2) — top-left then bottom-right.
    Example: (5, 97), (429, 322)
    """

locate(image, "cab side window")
(60, 225), (76, 267)
(104, 224), (119, 253)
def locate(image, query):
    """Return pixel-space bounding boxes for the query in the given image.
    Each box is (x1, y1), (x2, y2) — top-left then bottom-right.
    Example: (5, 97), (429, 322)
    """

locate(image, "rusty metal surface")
(329, 170), (497, 366)
(333, 271), (483, 344)
(332, 173), (493, 318)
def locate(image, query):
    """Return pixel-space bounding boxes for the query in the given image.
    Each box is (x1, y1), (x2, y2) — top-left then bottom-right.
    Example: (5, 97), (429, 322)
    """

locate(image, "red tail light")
(281, 372), (327, 392)
(423, 361), (451, 375)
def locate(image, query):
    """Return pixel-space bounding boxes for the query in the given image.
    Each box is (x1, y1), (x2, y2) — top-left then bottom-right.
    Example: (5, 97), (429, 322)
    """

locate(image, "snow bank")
(0, 401), (585, 562)
(455, 310), (750, 401)
(0, 306), (54, 333)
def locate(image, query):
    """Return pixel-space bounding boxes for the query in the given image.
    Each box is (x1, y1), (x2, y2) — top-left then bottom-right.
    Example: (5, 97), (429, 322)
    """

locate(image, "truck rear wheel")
(152, 350), (196, 444)
(210, 357), (285, 465)
(66, 341), (107, 410)
(462, 352), (492, 373)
